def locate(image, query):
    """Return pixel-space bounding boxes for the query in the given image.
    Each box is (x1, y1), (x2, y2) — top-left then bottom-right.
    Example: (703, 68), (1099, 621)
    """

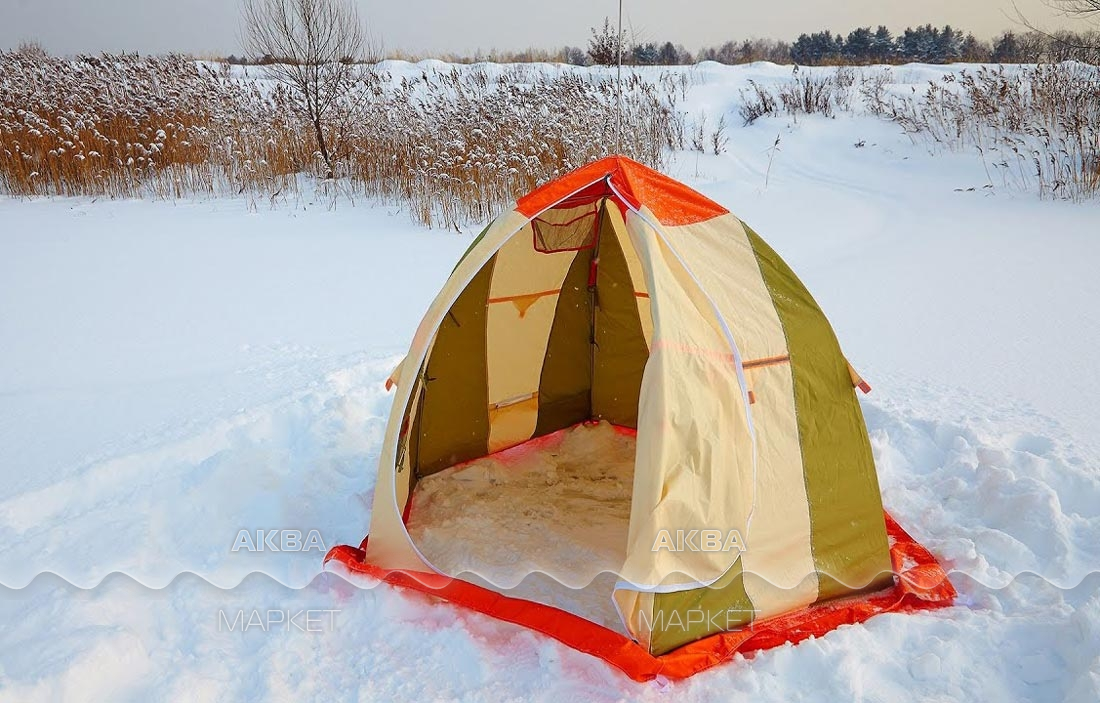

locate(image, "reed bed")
(0, 51), (682, 228)
(736, 62), (1100, 200)
(883, 63), (1100, 201)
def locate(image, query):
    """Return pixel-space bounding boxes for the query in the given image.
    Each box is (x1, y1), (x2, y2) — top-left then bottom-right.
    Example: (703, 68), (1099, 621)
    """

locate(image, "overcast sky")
(0, 0), (1086, 56)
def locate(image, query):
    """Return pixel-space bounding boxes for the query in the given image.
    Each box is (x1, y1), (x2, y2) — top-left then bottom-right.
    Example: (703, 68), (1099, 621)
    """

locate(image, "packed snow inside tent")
(408, 421), (636, 633)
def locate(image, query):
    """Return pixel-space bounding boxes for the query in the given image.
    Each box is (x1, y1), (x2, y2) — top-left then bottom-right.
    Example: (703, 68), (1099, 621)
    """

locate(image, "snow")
(0, 194), (466, 591)
(2, 62), (1100, 701)
(408, 421), (635, 633)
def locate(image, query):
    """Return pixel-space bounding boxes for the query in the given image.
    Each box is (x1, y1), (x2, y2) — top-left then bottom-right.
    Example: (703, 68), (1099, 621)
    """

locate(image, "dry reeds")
(0, 50), (683, 228)
(343, 65), (681, 228)
(738, 67), (855, 125)
(0, 52), (306, 200)
(736, 62), (1100, 200)
(884, 63), (1100, 200)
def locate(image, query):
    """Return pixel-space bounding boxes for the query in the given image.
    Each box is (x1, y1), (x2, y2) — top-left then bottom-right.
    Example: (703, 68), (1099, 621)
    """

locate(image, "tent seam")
(743, 220), (822, 603)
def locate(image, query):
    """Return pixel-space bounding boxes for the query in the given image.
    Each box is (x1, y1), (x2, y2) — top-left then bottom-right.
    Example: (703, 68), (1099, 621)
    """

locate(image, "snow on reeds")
(0, 53), (308, 201)
(738, 62), (1100, 200)
(0, 50), (683, 228)
(344, 66), (682, 228)
(883, 63), (1100, 201)
(6, 49), (1094, 217)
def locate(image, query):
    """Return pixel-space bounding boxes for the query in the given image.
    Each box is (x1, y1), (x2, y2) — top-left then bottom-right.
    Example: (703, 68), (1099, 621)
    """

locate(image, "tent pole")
(616, 0), (623, 154)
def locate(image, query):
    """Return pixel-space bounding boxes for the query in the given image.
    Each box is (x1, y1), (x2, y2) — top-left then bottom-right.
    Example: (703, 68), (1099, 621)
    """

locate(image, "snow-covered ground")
(408, 421), (636, 633)
(2, 62), (1099, 701)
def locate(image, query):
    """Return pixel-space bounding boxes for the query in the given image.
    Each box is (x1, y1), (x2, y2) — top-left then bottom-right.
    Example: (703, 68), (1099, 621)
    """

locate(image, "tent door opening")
(397, 197), (652, 628)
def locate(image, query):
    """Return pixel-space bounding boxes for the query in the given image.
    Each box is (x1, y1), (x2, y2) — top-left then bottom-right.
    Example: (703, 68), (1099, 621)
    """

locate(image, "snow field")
(1, 62), (1099, 701)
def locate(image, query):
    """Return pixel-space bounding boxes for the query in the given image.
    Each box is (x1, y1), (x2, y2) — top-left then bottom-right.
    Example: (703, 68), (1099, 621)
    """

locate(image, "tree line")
(221, 7), (1100, 67)
(582, 20), (1100, 67)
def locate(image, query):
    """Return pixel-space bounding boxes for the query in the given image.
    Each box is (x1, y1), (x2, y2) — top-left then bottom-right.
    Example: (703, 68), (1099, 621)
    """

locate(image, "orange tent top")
(516, 155), (730, 227)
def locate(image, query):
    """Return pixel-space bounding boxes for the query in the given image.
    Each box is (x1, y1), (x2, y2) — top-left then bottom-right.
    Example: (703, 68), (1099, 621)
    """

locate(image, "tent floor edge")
(323, 511), (956, 682)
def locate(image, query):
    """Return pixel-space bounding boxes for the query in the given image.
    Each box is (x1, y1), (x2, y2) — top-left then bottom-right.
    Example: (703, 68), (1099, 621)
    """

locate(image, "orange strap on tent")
(848, 361), (872, 394)
(325, 511), (954, 682)
(385, 356), (406, 391)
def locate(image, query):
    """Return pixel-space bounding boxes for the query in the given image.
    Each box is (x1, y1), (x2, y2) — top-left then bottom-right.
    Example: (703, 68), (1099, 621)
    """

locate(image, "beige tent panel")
(617, 206), (755, 590)
(486, 228), (578, 452)
(661, 214), (817, 614)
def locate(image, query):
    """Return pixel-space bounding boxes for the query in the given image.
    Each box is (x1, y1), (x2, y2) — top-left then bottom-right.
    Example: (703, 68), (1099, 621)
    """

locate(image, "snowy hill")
(1, 62), (1099, 702)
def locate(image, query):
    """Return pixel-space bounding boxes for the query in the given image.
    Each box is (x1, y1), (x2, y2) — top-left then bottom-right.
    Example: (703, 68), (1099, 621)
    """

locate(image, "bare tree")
(240, 0), (378, 178)
(1047, 0), (1100, 14)
(1012, 1), (1100, 58)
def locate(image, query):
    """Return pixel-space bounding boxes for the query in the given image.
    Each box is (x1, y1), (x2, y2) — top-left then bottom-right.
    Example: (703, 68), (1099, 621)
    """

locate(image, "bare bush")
(690, 113), (707, 151)
(778, 69), (836, 118)
(833, 66), (856, 111)
(859, 68), (894, 116)
(711, 115), (729, 154)
(739, 67), (853, 123)
(739, 80), (779, 125)
(588, 17), (624, 66)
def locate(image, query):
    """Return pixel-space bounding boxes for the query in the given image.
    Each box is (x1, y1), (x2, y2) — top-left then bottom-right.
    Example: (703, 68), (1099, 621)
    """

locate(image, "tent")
(326, 156), (954, 680)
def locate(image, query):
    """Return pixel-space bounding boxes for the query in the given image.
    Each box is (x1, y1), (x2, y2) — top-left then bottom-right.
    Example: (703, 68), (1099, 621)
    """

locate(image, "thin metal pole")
(616, 0), (623, 154)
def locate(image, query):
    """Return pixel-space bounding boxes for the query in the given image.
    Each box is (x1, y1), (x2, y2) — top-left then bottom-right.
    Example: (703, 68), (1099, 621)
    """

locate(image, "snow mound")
(0, 356), (393, 589)
(866, 379), (1100, 591)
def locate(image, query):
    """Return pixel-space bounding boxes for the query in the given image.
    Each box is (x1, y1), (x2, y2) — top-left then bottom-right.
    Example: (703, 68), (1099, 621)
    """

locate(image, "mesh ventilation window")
(532, 206), (600, 253)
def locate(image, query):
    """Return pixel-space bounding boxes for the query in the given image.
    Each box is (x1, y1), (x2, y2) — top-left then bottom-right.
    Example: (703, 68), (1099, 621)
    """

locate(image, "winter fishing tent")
(326, 156), (954, 680)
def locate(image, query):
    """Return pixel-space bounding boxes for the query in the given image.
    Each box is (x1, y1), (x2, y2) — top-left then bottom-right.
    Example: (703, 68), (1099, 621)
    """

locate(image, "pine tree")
(898, 25), (939, 62)
(919, 25), (941, 62)
(792, 31), (844, 64)
(845, 27), (875, 63)
(992, 32), (1022, 63)
(658, 41), (679, 65)
(791, 33), (815, 64)
(632, 42), (660, 65)
(897, 27), (917, 61)
(587, 18), (622, 66)
(871, 25), (895, 62)
(960, 34), (991, 62)
(935, 25), (963, 63)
